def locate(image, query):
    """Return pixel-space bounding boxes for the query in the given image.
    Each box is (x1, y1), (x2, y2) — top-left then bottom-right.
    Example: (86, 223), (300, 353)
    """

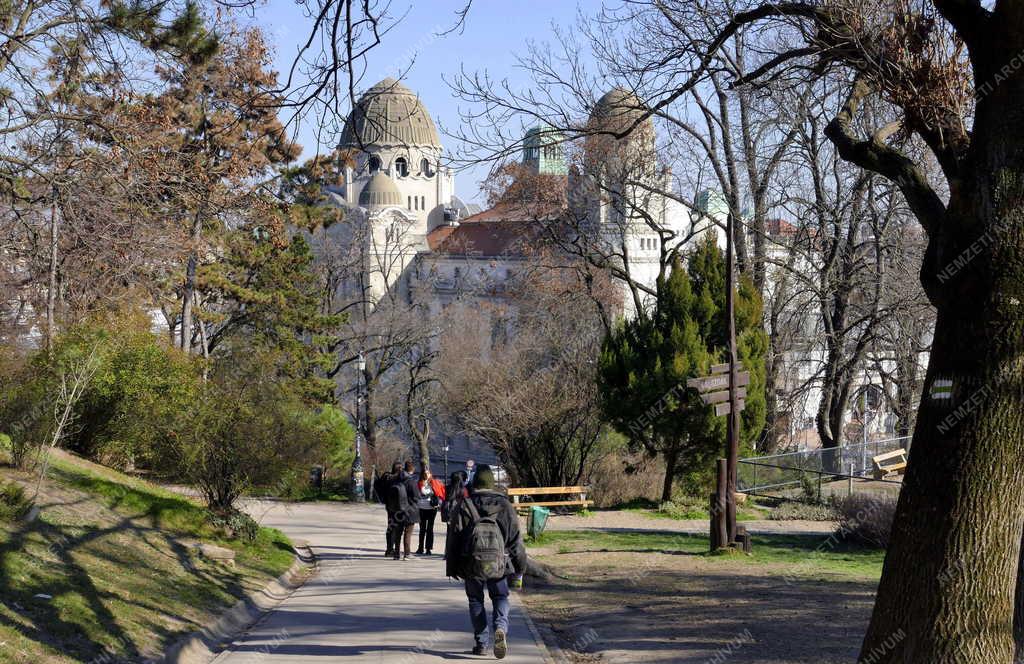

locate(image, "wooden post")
(710, 458), (729, 551)
(725, 203), (740, 546)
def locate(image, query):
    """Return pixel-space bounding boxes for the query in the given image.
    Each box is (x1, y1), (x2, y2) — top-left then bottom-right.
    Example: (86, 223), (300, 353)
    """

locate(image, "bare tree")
(578, 1), (1023, 659)
(437, 262), (612, 488)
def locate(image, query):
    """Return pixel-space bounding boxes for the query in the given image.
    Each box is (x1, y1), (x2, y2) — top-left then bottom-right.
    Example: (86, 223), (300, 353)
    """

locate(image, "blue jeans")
(464, 576), (510, 647)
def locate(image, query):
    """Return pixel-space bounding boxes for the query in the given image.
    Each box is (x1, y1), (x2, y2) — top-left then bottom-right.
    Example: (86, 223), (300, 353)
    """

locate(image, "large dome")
(340, 77), (441, 148)
(589, 87), (652, 136)
(359, 172), (403, 208)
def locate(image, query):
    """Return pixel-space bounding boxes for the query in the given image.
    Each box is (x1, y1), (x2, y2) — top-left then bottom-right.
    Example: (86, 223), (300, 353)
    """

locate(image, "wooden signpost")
(689, 362), (747, 551)
(691, 199), (748, 553)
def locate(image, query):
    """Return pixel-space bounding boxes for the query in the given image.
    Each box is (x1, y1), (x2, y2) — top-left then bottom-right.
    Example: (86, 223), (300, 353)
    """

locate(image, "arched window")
(421, 158), (434, 177)
(420, 196), (426, 210)
(394, 157), (409, 177)
(368, 155), (382, 173)
(407, 196), (412, 210)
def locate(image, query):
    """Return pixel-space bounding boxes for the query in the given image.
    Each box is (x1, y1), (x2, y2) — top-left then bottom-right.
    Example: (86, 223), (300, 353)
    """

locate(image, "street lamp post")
(351, 353), (366, 502)
(443, 439), (450, 478)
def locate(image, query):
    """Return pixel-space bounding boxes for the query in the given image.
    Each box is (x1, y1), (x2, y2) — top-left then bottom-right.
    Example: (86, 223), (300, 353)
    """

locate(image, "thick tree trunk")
(859, 50), (1024, 658)
(415, 418), (431, 473)
(860, 300), (1024, 662)
(661, 446), (678, 503)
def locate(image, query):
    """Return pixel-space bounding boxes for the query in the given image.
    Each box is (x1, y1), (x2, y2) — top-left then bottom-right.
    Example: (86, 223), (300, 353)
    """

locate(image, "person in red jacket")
(416, 468), (446, 556)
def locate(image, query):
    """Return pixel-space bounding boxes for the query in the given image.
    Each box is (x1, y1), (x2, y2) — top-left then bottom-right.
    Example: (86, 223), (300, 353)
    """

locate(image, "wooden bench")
(872, 449), (908, 479)
(507, 486), (593, 511)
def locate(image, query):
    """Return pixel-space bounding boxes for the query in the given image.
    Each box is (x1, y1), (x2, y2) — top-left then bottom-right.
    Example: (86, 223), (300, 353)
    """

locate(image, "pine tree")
(200, 226), (342, 404)
(599, 233), (767, 501)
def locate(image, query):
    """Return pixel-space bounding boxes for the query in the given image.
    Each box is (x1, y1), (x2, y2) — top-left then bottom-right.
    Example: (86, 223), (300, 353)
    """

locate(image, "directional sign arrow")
(714, 399), (746, 416)
(700, 387), (748, 405)
(686, 371), (751, 393)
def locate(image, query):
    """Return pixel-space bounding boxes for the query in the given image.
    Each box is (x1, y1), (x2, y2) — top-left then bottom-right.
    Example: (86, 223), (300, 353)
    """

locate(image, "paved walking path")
(212, 501), (549, 663)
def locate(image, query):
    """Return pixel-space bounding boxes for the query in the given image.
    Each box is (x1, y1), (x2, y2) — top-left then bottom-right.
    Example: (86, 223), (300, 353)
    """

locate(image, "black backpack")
(387, 480), (408, 514)
(461, 498), (509, 580)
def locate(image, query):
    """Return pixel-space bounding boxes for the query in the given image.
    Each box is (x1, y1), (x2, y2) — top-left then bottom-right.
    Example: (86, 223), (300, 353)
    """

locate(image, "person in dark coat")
(378, 462), (402, 557)
(446, 465), (527, 658)
(388, 460), (421, 560)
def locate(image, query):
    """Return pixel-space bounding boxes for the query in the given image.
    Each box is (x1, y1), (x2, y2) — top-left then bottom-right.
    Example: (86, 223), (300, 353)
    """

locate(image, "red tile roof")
(427, 201), (561, 257)
(429, 220), (543, 257)
(766, 218), (798, 236)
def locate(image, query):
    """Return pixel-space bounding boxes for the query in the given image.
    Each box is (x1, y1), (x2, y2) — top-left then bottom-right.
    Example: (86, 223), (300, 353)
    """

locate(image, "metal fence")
(738, 436), (911, 497)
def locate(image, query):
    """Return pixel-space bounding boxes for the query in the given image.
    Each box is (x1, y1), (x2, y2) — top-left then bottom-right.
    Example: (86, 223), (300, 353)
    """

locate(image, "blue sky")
(252, 0), (598, 203)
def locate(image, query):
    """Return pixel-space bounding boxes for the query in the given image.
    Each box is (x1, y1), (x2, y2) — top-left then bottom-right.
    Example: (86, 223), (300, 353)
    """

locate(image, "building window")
(368, 155), (381, 173)
(421, 158), (434, 176)
(420, 196), (426, 210)
(394, 157), (409, 177)
(408, 196), (412, 210)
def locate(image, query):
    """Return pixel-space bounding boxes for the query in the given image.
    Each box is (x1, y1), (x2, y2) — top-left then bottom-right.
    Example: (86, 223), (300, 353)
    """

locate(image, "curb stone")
(510, 590), (567, 664)
(162, 540), (316, 664)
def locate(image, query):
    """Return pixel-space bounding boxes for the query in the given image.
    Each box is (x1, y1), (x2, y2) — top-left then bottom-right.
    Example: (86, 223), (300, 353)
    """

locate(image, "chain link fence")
(738, 437), (911, 498)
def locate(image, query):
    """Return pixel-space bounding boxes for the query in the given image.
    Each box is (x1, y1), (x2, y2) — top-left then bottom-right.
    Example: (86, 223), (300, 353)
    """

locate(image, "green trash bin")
(528, 505), (550, 539)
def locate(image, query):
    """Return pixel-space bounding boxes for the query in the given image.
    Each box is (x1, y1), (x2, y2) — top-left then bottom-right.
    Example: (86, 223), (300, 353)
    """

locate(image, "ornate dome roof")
(359, 173), (403, 208)
(589, 87), (652, 135)
(340, 78), (441, 148)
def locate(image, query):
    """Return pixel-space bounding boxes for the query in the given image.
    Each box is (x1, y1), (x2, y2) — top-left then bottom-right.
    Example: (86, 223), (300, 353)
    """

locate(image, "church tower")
(338, 78), (455, 236)
(522, 125), (567, 175)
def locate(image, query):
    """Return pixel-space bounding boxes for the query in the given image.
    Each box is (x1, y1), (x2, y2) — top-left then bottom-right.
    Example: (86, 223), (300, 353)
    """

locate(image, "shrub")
(0, 315), (201, 469)
(769, 500), (838, 521)
(832, 493), (897, 548)
(207, 508), (261, 542)
(657, 496), (707, 519)
(799, 472), (821, 503)
(0, 480), (31, 521)
(154, 347), (339, 511)
(589, 448), (665, 508)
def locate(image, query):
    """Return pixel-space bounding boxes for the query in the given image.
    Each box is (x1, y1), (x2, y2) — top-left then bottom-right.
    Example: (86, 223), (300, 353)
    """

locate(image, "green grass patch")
(621, 497), (768, 522)
(527, 529), (884, 580)
(0, 452), (296, 663)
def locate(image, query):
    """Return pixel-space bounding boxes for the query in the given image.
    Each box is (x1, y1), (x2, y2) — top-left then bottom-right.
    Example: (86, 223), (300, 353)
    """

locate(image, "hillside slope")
(0, 449), (295, 663)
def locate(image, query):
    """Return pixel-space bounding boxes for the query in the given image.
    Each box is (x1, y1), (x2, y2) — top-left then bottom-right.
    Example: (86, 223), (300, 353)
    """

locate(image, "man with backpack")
(445, 464), (527, 659)
(376, 463), (402, 557)
(387, 460), (421, 560)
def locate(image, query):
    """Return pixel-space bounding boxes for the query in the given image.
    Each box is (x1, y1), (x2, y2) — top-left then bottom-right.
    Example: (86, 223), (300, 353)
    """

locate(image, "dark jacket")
(446, 488), (528, 579)
(389, 471), (420, 524)
(374, 473), (394, 507)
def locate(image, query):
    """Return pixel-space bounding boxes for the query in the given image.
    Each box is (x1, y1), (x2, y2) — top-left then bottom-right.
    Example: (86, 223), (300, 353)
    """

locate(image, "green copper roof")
(523, 125), (567, 175)
(341, 78), (442, 148)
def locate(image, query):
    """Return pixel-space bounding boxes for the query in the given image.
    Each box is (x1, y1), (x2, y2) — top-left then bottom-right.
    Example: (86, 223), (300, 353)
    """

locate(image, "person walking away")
(442, 471), (469, 524)
(447, 464), (527, 659)
(377, 463), (401, 557)
(416, 469), (446, 555)
(389, 461), (421, 560)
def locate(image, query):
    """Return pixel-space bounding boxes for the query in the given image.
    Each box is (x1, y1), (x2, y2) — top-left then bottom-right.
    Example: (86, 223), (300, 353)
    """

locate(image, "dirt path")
(522, 549), (875, 663)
